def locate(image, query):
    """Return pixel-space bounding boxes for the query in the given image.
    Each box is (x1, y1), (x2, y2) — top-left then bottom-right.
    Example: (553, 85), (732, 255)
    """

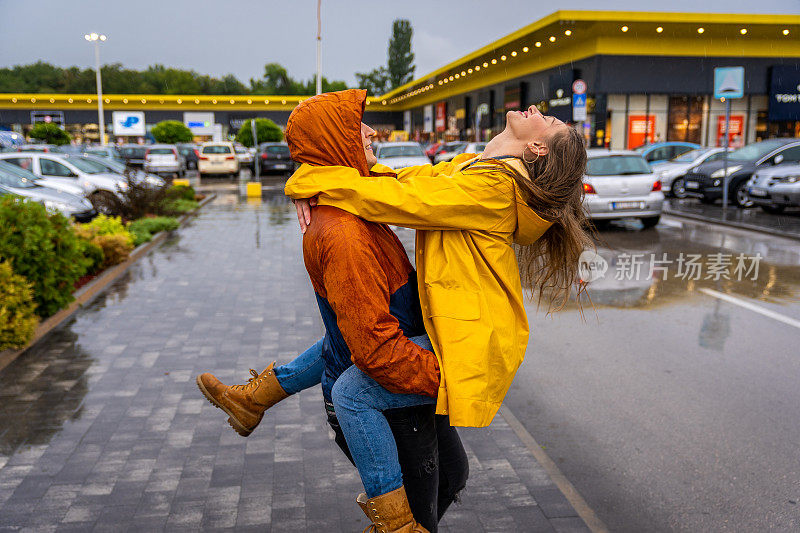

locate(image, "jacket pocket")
(424, 285), (481, 320)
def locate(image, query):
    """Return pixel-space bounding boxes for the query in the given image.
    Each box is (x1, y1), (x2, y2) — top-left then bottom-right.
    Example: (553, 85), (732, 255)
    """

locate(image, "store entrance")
(667, 96), (704, 144)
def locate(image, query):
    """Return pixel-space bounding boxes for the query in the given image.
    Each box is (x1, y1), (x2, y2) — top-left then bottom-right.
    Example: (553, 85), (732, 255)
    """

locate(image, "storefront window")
(667, 96), (703, 143)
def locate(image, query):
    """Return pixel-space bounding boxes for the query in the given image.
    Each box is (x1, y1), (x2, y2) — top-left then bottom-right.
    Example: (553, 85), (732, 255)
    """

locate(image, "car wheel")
(760, 205), (786, 214)
(671, 178), (688, 199)
(641, 215), (660, 229)
(90, 191), (119, 215)
(734, 182), (754, 208)
(700, 196), (716, 205)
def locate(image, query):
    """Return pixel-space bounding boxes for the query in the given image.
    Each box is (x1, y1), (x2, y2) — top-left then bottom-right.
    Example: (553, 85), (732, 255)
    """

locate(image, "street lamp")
(84, 32), (107, 145)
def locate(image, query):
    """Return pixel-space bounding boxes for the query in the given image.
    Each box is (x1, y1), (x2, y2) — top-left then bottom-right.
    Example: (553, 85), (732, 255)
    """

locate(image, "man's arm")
(318, 223), (440, 397)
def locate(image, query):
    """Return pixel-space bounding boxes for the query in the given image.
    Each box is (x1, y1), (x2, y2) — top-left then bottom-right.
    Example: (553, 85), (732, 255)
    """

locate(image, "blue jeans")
(331, 334), (437, 498)
(272, 338), (325, 395)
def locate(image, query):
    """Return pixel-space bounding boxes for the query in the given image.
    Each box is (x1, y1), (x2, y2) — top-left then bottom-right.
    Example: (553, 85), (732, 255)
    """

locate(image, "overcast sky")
(1, 0), (796, 87)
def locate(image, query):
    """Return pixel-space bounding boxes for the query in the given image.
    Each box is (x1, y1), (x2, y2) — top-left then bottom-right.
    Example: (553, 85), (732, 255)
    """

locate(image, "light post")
(84, 32), (107, 145)
(316, 0), (322, 95)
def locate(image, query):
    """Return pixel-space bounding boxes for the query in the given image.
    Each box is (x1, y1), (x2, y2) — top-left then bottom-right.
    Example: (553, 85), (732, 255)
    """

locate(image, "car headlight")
(116, 181), (129, 192)
(43, 200), (70, 212)
(710, 165), (742, 178)
(773, 175), (800, 184)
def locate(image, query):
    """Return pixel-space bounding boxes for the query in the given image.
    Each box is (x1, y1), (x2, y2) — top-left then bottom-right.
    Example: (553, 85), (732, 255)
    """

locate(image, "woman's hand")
(294, 197), (318, 233)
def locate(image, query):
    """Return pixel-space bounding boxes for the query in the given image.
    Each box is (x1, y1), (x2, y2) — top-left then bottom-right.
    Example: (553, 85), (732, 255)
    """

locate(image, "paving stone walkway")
(0, 191), (589, 532)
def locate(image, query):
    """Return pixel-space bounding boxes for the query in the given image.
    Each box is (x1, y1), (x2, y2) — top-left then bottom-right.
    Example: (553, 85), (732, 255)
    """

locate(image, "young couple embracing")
(197, 89), (589, 532)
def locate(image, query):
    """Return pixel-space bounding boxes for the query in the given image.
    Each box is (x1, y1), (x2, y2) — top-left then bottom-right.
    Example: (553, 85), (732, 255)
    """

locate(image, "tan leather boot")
(196, 362), (288, 437)
(356, 487), (429, 533)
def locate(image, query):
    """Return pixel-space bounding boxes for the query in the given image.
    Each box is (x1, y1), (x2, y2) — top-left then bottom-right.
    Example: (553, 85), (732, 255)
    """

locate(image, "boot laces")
(230, 369), (262, 392)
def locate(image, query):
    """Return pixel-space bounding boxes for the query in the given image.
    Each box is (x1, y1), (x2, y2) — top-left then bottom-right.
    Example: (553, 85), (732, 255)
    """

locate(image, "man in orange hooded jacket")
(197, 90), (468, 532)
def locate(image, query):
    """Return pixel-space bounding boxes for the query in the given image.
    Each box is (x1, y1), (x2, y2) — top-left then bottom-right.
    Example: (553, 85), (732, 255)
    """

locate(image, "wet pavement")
(500, 214), (800, 532)
(665, 198), (800, 240)
(0, 189), (589, 532)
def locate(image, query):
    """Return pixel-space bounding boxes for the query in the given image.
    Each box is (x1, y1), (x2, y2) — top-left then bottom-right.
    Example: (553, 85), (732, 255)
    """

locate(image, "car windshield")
(672, 149), (709, 162)
(445, 143), (467, 152)
(728, 140), (790, 162)
(202, 145), (232, 154)
(90, 157), (126, 173)
(378, 145), (425, 158)
(263, 145), (290, 155)
(66, 156), (110, 174)
(0, 162), (38, 188)
(148, 148), (175, 155)
(120, 147), (147, 157)
(587, 155), (652, 176)
(235, 146), (246, 153)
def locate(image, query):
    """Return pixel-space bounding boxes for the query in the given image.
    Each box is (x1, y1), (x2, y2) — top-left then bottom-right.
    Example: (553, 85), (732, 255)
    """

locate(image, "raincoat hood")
(497, 158), (553, 246)
(285, 89), (372, 176)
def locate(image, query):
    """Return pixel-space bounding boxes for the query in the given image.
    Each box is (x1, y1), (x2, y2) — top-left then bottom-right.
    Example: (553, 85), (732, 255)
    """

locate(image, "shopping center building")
(1, 11), (798, 149)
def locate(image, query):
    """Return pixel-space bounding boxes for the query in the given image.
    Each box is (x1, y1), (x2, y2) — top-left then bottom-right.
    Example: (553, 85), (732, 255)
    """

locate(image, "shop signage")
(627, 115), (656, 149)
(504, 85), (522, 110)
(423, 105), (434, 133)
(716, 115), (744, 147)
(455, 108), (466, 120)
(769, 65), (800, 121)
(184, 112), (215, 135)
(112, 111), (145, 136)
(714, 67), (745, 99)
(435, 102), (446, 132)
(549, 88), (571, 108)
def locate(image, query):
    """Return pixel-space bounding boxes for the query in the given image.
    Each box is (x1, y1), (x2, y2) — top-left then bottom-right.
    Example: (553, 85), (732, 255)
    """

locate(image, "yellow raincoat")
(285, 156), (553, 427)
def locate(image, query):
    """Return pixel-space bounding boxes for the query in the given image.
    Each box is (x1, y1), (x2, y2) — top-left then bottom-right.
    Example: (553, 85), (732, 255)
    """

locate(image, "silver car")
(747, 163), (800, 214)
(374, 142), (430, 170)
(144, 145), (185, 177)
(433, 142), (468, 164)
(582, 149), (664, 228)
(0, 152), (129, 214)
(0, 161), (95, 221)
(82, 155), (165, 188)
(651, 148), (728, 198)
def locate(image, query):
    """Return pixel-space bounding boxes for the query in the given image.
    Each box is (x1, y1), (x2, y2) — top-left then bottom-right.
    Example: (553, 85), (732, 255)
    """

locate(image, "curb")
(0, 194), (216, 374)
(663, 208), (800, 242)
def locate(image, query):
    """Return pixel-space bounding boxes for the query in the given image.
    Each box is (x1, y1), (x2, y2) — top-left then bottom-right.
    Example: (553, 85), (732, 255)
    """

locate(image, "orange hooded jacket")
(284, 89), (440, 398)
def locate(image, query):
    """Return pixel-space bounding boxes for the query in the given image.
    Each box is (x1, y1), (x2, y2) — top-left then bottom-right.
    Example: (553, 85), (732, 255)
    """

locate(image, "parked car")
(258, 142), (295, 174)
(17, 144), (58, 153)
(144, 144), (186, 178)
(373, 142), (430, 170)
(683, 139), (800, 207)
(0, 161), (96, 221)
(651, 148), (729, 198)
(198, 142), (239, 176)
(746, 162), (800, 214)
(433, 142), (468, 164)
(81, 154), (165, 188)
(118, 144), (149, 168)
(83, 145), (125, 164)
(582, 149), (664, 228)
(234, 144), (254, 171)
(460, 142), (488, 157)
(0, 152), (128, 214)
(634, 142), (701, 166)
(0, 131), (25, 151)
(177, 143), (200, 170)
(425, 142), (443, 162)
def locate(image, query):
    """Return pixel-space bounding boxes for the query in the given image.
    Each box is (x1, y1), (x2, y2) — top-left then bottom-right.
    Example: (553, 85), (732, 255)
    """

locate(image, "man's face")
(361, 122), (377, 167)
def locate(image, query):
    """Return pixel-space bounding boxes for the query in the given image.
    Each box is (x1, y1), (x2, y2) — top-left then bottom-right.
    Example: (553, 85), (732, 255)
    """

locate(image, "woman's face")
(505, 105), (567, 151)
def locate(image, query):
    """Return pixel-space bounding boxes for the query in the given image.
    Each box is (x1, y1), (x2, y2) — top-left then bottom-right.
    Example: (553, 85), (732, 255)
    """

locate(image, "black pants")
(326, 402), (469, 532)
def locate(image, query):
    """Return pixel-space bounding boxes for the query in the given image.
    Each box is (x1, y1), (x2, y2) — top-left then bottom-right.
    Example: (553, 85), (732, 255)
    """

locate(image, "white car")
(461, 142), (488, 157)
(81, 155), (165, 188)
(0, 152), (128, 214)
(374, 142), (430, 170)
(651, 148), (728, 198)
(234, 144), (254, 169)
(582, 149), (664, 228)
(144, 145), (185, 177)
(198, 142), (239, 176)
(433, 141), (468, 164)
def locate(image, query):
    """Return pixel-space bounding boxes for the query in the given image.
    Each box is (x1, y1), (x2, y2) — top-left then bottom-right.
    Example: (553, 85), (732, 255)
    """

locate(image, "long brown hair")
(473, 126), (591, 310)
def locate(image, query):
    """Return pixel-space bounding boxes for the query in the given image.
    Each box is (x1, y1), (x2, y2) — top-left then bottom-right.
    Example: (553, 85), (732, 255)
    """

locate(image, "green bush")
(0, 197), (89, 317)
(76, 238), (105, 274)
(151, 120), (193, 144)
(166, 184), (196, 202)
(162, 198), (199, 215)
(129, 216), (180, 246)
(73, 215), (135, 268)
(28, 122), (71, 145)
(235, 118), (283, 147)
(0, 261), (39, 350)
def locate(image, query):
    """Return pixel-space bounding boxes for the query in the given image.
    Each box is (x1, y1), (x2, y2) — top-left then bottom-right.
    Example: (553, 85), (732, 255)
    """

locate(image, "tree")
(28, 123), (71, 145)
(355, 67), (390, 97)
(236, 118), (283, 147)
(151, 120), (193, 144)
(387, 19), (415, 89)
